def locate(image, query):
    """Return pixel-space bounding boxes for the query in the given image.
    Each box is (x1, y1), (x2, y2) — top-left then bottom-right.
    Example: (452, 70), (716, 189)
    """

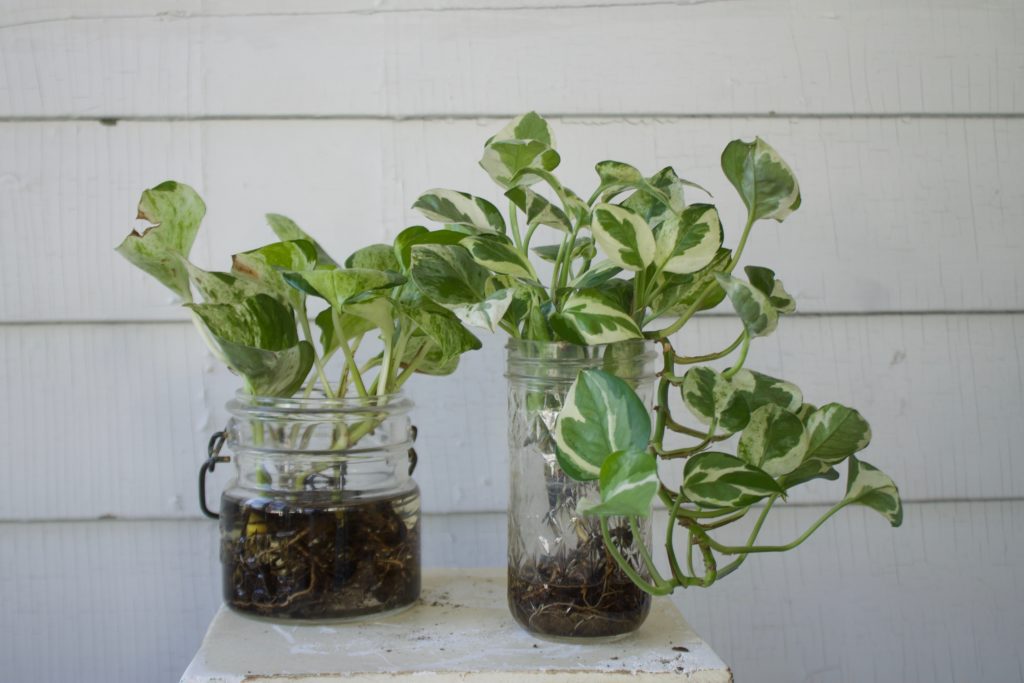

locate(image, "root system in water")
(508, 523), (652, 639)
(220, 490), (420, 620)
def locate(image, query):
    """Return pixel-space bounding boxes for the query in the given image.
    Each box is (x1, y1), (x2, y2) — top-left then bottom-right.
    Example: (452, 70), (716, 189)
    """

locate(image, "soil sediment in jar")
(220, 490), (420, 620)
(508, 523), (652, 639)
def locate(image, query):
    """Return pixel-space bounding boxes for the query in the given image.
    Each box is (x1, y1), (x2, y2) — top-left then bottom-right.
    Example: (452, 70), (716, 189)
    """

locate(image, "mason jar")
(505, 339), (658, 641)
(213, 390), (420, 622)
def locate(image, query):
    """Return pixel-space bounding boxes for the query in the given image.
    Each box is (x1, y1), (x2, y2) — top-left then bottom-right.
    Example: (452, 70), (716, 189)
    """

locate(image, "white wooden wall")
(1, 1), (1022, 681)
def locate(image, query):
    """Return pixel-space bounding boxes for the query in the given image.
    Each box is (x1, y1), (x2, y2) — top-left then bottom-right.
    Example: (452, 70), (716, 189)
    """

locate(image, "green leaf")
(506, 186), (573, 232)
(485, 111), (556, 148)
(115, 181), (205, 300)
(721, 137), (802, 223)
(582, 449), (658, 517)
(550, 289), (643, 345)
(777, 459), (840, 490)
(683, 452), (783, 508)
(649, 248), (731, 317)
(804, 403), (872, 464)
(681, 366), (750, 434)
(345, 243), (401, 273)
(283, 268), (406, 309)
(842, 457), (903, 526)
(480, 140), (561, 189)
(186, 294), (313, 396)
(554, 369), (652, 481)
(655, 204), (723, 275)
(715, 273), (779, 337)
(620, 166), (700, 230)
(400, 334), (461, 376)
(231, 239), (319, 306)
(184, 263), (261, 304)
(402, 304), (482, 361)
(314, 307), (374, 355)
(265, 214), (339, 268)
(568, 260), (622, 289)
(412, 189), (506, 234)
(729, 369), (803, 413)
(448, 287), (516, 334)
(737, 404), (809, 477)
(590, 203), (656, 271)
(745, 265), (796, 314)
(461, 235), (538, 281)
(409, 243), (492, 305)
(595, 160), (644, 189)
(393, 226), (467, 271)
(532, 237), (596, 264)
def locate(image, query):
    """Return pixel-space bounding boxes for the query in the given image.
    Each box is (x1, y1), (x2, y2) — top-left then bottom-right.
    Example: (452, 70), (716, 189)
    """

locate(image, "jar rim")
(227, 387), (413, 418)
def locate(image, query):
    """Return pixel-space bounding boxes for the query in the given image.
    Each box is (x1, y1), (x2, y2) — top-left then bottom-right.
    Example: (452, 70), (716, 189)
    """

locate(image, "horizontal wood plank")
(1, 0), (1021, 118)
(1, 501), (1020, 682)
(1, 313), (1021, 520)
(2, 116), (1022, 322)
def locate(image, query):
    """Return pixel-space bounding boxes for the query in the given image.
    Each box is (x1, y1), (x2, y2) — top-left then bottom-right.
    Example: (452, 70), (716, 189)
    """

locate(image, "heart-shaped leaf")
(804, 403), (872, 464)
(649, 248), (731, 317)
(737, 404), (809, 477)
(506, 186), (573, 232)
(461, 235), (538, 281)
(554, 369), (651, 481)
(232, 239), (319, 306)
(448, 288), (516, 334)
(681, 366), (750, 434)
(842, 457), (903, 526)
(595, 160), (644, 190)
(184, 263), (262, 304)
(409, 243), (492, 305)
(480, 140), (561, 188)
(283, 268), (406, 310)
(590, 203), (656, 272)
(569, 260), (622, 289)
(654, 204), (723, 275)
(721, 137), (802, 223)
(683, 452), (783, 508)
(715, 273), (779, 337)
(777, 459), (840, 490)
(265, 214), (339, 268)
(412, 189), (506, 234)
(745, 265), (796, 314)
(345, 243), (401, 273)
(393, 226), (467, 271)
(116, 181), (206, 300)
(485, 111), (556, 147)
(532, 237), (596, 264)
(581, 449), (659, 517)
(550, 289), (643, 345)
(729, 369), (803, 413)
(401, 304), (483, 361)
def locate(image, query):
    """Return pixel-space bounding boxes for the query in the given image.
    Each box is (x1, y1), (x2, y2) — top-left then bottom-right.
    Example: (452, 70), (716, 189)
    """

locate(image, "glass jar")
(216, 390), (420, 622)
(505, 339), (658, 641)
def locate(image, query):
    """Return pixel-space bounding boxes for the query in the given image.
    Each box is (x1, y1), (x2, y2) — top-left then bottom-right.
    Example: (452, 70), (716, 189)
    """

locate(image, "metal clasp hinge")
(198, 430), (230, 520)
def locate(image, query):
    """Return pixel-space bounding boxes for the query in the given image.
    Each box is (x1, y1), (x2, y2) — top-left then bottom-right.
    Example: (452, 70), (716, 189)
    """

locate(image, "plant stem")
(629, 515), (670, 590)
(675, 332), (745, 364)
(393, 343), (430, 387)
(599, 517), (672, 596)
(299, 311), (336, 399)
(703, 499), (847, 555)
(508, 199), (523, 251)
(721, 334), (750, 380)
(334, 310), (368, 398)
(716, 496), (777, 579)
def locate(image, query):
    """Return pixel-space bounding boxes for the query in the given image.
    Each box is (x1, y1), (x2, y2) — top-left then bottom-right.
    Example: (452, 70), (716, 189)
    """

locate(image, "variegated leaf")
(314, 307), (374, 355)
(184, 263), (262, 304)
(231, 239), (319, 306)
(412, 189), (506, 234)
(737, 404), (809, 477)
(729, 369), (803, 413)
(715, 273), (779, 337)
(186, 294), (313, 396)
(554, 369), (651, 481)
(777, 458), (840, 490)
(400, 333), (461, 376)
(620, 166), (704, 231)
(681, 366), (750, 434)
(590, 203), (656, 271)
(581, 449), (659, 517)
(461, 235), (538, 281)
(449, 288), (515, 334)
(505, 186), (573, 232)
(596, 160), (644, 189)
(532, 237), (596, 264)
(283, 268), (406, 310)
(401, 303), (482, 361)
(550, 289), (643, 345)
(745, 265), (796, 314)
(648, 248), (731, 317)
(409, 243), (492, 305)
(266, 213), (339, 268)
(393, 226), (467, 271)
(842, 457), (903, 526)
(805, 403), (872, 464)
(683, 452), (783, 508)
(569, 260), (622, 289)
(485, 111), (556, 147)
(480, 140), (561, 189)
(345, 243), (401, 273)
(721, 137), (802, 222)
(655, 204), (723, 275)
(115, 181), (205, 301)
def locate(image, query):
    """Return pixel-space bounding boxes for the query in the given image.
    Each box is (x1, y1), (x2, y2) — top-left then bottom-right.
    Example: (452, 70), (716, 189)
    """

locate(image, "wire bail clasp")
(198, 430), (230, 520)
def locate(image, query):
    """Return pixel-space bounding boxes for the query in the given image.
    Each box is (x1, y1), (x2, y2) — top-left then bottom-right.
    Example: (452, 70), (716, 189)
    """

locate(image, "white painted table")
(181, 569), (732, 682)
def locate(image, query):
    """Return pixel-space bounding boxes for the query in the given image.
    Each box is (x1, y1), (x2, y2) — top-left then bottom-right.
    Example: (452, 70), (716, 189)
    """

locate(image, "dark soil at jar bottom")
(220, 490), (420, 620)
(508, 545), (652, 639)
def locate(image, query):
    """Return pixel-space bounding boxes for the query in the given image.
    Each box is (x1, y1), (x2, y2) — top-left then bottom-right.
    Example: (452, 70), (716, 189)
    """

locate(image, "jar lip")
(227, 387), (413, 417)
(506, 338), (657, 361)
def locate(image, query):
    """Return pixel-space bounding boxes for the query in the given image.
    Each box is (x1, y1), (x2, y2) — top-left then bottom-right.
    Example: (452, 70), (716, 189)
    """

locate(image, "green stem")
(650, 341), (673, 453)
(675, 332), (745, 364)
(599, 517), (671, 596)
(523, 222), (540, 252)
(334, 310), (368, 398)
(716, 496), (777, 579)
(393, 343), (430, 388)
(299, 311), (335, 399)
(508, 199), (523, 251)
(721, 334), (750, 381)
(704, 499), (847, 555)
(629, 516), (669, 589)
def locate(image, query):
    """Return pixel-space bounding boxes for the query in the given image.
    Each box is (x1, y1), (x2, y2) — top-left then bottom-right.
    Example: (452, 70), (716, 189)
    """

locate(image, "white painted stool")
(181, 569), (732, 682)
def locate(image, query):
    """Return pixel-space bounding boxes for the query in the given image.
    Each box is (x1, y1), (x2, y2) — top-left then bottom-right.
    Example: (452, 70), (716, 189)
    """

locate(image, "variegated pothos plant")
(409, 112), (902, 596)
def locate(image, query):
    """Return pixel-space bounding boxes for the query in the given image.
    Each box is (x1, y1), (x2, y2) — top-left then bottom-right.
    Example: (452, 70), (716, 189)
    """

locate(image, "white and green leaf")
(729, 369), (803, 413)
(345, 243), (402, 273)
(554, 369), (652, 481)
(648, 248), (731, 317)
(402, 304), (483, 361)
(745, 265), (796, 314)
(461, 235), (538, 281)
(683, 451), (783, 508)
(721, 137), (802, 223)
(480, 140), (561, 189)
(115, 181), (206, 300)
(409, 243), (493, 305)
(231, 239), (319, 306)
(804, 403), (872, 464)
(184, 263), (262, 304)
(412, 189), (506, 234)
(655, 204), (723, 275)
(842, 457), (903, 526)
(485, 111), (556, 147)
(737, 404), (809, 477)
(532, 237), (596, 264)
(448, 287), (516, 334)
(569, 260), (622, 289)
(590, 203), (656, 272)
(581, 449), (659, 517)
(393, 226), (467, 271)
(266, 213), (339, 268)
(283, 268), (406, 309)
(505, 186), (573, 232)
(681, 366), (750, 434)
(550, 289), (643, 345)
(715, 273), (779, 337)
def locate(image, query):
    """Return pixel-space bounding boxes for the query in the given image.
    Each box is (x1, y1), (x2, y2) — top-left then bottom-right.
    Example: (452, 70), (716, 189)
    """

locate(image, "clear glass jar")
(218, 390), (420, 622)
(505, 339), (658, 641)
